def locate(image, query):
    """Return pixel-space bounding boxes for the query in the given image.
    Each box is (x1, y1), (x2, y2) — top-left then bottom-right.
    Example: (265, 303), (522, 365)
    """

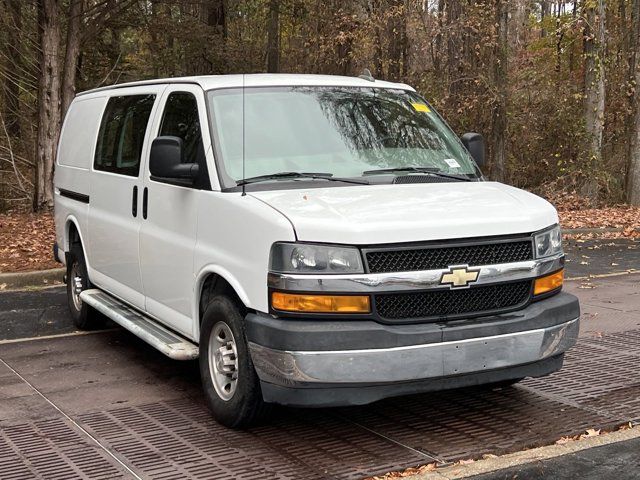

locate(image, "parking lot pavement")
(564, 238), (639, 279)
(0, 244), (638, 479)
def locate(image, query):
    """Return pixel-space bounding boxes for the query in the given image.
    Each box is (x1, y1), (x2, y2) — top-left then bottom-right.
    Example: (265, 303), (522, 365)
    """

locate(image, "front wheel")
(199, 295), (269, 428)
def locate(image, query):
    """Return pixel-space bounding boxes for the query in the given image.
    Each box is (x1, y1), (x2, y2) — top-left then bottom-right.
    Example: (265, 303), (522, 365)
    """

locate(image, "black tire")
(66, 244), (98, 330)
(199, 295), (269, 428)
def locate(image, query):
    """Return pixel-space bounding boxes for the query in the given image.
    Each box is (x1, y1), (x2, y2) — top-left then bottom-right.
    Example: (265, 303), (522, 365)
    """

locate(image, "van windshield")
(207, 86), (480, 188)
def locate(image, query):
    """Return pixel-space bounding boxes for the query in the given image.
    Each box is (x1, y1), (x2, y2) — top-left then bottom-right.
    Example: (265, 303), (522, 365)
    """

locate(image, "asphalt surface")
(564, 238), (639, 279)
(471, 437), (640, 480)
(0, 238), (638, 479)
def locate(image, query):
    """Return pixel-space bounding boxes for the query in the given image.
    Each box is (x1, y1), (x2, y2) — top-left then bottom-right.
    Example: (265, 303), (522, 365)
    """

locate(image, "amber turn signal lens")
(534, 269), (564, 296)
(272, 292), (370, 313)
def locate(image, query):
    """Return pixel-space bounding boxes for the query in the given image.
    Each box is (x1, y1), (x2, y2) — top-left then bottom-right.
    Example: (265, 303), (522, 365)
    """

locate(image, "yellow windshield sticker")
(412, 102), (431, 113)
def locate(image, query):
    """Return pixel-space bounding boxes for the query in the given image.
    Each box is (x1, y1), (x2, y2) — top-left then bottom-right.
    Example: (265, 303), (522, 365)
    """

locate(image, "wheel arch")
(194, 267), (252, 340)
(64, 216), (88, 256)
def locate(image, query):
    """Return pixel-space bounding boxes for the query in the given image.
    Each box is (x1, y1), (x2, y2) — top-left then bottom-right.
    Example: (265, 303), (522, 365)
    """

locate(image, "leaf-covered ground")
(0, 199), (638, 273)
(0, 210), (58, 273)
(548, 192), (640, 239)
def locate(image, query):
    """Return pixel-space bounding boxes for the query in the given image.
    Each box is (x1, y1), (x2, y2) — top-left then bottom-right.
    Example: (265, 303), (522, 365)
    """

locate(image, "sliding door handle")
(132, 186), (138, 217)
(142, 187), (148, 219)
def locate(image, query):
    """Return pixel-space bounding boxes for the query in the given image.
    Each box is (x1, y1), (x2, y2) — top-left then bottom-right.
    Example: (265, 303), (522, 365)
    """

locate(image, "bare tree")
(582, 0), (606, 197)
(386, 0), (406, 81)
(266, 0), (280, 73)
(2, 0), (22, 137)
(61, 0), (84, 118)
(34, 0), (61, 211)
(492, 0), (508, 183)
(627, 0), (640, 204)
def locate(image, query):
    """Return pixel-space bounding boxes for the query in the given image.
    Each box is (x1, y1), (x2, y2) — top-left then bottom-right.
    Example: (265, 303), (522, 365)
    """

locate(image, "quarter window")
(94, 95), (155, 176)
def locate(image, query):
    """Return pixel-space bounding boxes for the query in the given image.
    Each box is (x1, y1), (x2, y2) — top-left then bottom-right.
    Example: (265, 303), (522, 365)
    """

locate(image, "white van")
(54, 74), (579, 427)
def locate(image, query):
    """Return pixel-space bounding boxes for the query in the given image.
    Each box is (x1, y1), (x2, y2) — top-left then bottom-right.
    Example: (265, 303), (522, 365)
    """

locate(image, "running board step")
(80, 289), (199, 360)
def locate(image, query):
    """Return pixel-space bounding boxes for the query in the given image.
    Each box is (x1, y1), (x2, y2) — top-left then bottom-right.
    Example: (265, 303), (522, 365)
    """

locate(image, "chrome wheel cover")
(208, 321), (239, 401)
(70, 262), (83, 311)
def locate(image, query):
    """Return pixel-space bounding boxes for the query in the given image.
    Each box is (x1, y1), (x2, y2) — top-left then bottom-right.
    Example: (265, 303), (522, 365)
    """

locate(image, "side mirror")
(461, 132), (485, 168)
(149, 136), (199, 182)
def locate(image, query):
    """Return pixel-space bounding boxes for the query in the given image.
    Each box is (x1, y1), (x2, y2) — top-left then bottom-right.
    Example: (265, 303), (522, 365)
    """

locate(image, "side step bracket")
(80, 289), (199, 360)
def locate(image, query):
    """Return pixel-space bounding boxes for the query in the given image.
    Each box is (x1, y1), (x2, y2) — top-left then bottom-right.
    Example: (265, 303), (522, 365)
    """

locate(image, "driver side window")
(157, 92), (210, 189)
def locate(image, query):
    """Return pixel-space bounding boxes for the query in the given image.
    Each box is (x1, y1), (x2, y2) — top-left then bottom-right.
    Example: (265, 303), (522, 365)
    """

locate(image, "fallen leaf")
(580, 428), (601, 439)
(482, 453), (498, 459)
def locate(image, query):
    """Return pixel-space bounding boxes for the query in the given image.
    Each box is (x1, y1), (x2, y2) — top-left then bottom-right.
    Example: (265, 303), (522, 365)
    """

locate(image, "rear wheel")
(199, 295), (269, 428)
(66, 244), (98, 330)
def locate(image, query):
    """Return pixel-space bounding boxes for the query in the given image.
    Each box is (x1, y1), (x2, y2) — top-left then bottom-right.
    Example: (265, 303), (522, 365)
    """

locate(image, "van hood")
(250, 182), (558, 245)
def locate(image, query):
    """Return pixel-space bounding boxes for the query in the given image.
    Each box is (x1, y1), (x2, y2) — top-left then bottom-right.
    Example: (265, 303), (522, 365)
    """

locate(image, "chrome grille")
(365, 240), (533, 273)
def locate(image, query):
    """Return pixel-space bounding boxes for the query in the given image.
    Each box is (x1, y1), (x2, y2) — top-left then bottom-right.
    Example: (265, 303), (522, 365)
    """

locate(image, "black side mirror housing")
(461, 132), (485, 168)
(149, 136), (199, 183)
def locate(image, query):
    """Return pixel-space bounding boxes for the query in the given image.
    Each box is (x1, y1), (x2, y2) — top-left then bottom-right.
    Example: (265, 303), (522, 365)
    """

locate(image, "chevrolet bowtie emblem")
(440, 265), (480, 288)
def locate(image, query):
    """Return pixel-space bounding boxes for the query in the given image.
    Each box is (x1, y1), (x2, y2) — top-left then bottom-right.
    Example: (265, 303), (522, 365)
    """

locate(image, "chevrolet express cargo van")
(54, 74), (579, 427)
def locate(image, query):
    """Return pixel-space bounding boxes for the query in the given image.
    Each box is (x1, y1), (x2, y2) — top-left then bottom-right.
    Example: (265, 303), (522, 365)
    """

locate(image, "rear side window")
(94, 95), (155, 176)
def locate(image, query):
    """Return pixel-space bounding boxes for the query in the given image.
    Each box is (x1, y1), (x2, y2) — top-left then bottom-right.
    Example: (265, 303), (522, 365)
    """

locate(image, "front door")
(139, 85), (213, 336)
(87, 86), (164, 309)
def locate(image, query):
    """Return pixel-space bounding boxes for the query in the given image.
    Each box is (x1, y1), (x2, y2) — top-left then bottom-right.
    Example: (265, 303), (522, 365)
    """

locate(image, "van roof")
(76, 73), (415, 97)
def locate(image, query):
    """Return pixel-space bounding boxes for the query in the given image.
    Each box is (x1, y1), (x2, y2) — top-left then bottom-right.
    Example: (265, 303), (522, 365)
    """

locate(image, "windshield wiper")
(362, 167), (472, 182)
(236, 171), (369, 186)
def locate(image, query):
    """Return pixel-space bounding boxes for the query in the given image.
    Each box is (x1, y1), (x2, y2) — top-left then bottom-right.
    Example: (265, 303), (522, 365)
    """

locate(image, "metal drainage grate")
(337, 385), (619, 463)
(76, 398), (428, 480)
(522, 329), (640, 420)
(0, 418), (125, 480)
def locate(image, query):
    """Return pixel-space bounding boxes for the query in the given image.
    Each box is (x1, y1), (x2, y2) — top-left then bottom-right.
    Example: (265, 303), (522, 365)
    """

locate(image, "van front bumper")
(246, 292), (580, 407)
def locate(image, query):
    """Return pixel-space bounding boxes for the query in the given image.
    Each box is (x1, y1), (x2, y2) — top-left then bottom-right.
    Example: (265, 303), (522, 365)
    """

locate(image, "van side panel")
(54, 96), (108, 264)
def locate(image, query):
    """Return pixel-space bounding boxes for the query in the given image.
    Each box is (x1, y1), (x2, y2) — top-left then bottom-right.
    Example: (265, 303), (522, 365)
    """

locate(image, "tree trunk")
(583, 0), (606, 198)
(266, 0), (280, 73)
(569, 0), (578, 72)
(433, 0), (445, 77)
(34, 0), (61, 211)
(492, 0), (508, 183)
(510, 0), (529, 47)
(196, 0), (226, 74)
(445, 0), (464, 94)
(386, 0), (405, 81)
(540, 0), (549, 37)
(61, 0), (84, 119)
(3, 0), (22, 137)
(627, 0), (640, 204)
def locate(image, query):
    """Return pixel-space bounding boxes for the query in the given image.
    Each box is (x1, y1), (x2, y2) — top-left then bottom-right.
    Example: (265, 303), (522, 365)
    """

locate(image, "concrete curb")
(404, 425), (640, 479)
(0, 268), (65, 290)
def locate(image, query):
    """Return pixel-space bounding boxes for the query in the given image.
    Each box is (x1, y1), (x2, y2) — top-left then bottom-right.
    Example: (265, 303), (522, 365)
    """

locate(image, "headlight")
(534, 225), (563, 258)
(270, 242), (364, 274)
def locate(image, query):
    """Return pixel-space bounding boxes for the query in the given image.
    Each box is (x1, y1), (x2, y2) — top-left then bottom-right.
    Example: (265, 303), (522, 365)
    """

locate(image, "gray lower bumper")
(249, 317), (579, 385)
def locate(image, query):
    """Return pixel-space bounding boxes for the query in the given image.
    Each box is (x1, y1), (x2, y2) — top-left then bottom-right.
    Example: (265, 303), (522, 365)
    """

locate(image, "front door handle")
(132, 186), (138, 217)
(142, 187), (148, 219)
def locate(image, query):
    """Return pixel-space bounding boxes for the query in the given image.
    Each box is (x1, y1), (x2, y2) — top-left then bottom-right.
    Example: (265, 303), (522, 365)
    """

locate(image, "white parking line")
(0, 328), (115, 345)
